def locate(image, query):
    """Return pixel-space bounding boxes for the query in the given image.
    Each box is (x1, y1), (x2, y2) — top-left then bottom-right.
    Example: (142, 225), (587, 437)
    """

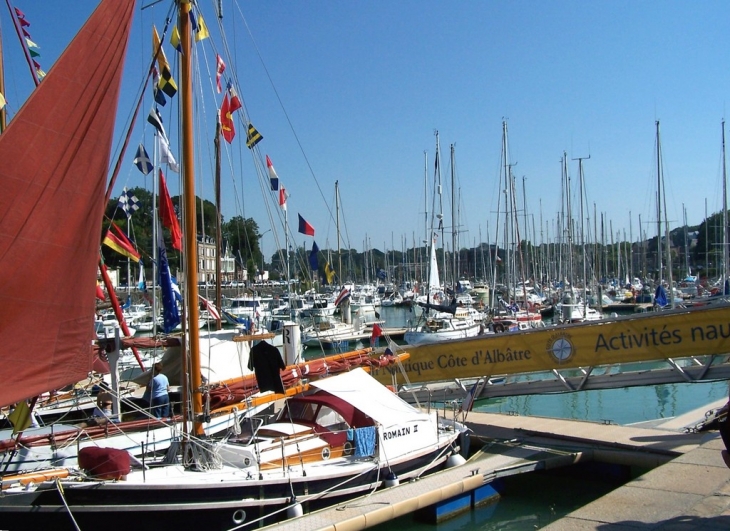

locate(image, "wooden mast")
(180, 1), (204, 436)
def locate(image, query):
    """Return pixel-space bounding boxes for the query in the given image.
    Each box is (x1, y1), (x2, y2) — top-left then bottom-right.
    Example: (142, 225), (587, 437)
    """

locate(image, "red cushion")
(78, 447), (131, 479)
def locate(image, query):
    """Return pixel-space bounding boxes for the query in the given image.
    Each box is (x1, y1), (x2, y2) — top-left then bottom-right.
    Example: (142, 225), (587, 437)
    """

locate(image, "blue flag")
(134, 144), (153, 175)
(309, 241), (319, 272)
(157, 220), (180, 333)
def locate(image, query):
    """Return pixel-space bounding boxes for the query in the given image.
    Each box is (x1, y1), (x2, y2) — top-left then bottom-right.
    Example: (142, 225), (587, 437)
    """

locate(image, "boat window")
(316, 406), (348, 431)
(283, 401), (317, 423)
(231, 300), (260, 309)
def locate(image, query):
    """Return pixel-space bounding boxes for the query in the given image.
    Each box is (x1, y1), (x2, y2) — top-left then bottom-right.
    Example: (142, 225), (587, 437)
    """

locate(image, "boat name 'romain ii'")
(382, 424), (418, 440)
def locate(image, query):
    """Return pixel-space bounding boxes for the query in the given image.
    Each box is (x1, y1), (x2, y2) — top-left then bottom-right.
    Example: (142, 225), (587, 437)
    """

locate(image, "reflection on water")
(475, 380), (728, 425)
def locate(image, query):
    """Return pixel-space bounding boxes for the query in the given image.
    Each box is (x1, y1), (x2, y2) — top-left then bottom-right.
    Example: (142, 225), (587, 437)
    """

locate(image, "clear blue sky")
(3, 1), (730, 262)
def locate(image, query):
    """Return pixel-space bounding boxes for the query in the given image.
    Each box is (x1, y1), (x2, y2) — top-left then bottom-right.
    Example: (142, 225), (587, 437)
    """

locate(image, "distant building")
(221, 245), (236, 283)
(197, 235), (216, 284)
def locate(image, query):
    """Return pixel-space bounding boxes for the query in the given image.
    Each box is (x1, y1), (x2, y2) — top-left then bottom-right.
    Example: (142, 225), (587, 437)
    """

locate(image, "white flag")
(157, 135), (179, 173)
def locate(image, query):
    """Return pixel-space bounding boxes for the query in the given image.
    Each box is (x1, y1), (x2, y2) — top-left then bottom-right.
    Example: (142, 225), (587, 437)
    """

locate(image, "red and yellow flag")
(103, 222), (140, 262)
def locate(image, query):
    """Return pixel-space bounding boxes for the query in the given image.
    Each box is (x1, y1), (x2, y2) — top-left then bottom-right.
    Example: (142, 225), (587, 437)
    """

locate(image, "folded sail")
(0, 0), (136, 407)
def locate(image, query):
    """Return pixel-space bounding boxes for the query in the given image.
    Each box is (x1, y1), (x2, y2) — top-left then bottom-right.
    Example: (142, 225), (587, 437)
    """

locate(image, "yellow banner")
(371, 303), (730, 385)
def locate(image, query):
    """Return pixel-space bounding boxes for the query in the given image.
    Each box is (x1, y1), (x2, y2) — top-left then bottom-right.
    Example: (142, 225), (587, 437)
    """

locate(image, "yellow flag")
(8, 401), (32, 434)
(195, 13), (210, 42)
(170, 26), (181, 53)
(0, 92), (6, 110)
(325, 263), (335, 284)
(152, 26), (177, 98)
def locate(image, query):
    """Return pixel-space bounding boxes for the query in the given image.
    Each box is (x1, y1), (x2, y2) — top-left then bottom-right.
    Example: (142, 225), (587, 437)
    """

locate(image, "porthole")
(232, 509), (246, 525)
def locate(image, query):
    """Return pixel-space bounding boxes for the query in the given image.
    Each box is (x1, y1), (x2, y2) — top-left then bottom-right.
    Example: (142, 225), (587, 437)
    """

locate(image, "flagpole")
(285, 207), (292, 320)
(336, 180), (341, 285)
(214, 119), (222, 330)
(126, 212), (132, 301)
(152, 136), (159, 337)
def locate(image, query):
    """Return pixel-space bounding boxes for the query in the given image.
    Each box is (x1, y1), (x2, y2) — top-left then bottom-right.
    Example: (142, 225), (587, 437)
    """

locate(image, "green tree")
(222, 216), (261, 272)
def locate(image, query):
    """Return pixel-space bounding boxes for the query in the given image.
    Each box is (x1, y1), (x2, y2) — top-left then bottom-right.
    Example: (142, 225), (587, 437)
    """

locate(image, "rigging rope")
(55, 477), (82, 531)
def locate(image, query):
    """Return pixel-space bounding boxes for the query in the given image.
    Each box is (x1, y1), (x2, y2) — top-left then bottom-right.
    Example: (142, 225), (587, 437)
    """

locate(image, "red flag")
(96, 282), (106, 301)
(215, 54), (225, 93)
(199, 294), (221, 321)
(159, 170), (183, 251)
(298, 214), (315, 236)
(279, 186), (287, 210)
(371, 323), (383, 340)
(220, 94), (235, 143)
(227, 81), (242, 112)
(267, 154), (279, 190)
(334, 287), (351, 306)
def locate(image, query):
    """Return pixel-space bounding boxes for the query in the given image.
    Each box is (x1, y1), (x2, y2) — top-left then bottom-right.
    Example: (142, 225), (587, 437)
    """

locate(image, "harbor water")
(317, 304), (730, 530)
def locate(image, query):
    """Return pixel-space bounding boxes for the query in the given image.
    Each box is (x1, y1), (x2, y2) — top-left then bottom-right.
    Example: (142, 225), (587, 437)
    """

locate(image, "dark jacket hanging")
(248, 340), (286, 394)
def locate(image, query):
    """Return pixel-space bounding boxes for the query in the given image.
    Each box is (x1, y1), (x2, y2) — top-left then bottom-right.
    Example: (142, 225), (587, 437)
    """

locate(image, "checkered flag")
(118, 188), (140, 219)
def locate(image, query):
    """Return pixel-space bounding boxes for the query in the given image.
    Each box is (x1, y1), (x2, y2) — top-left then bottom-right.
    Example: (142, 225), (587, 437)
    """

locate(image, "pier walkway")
(269, 409), (723, 531)
(542, 432), (730, 530)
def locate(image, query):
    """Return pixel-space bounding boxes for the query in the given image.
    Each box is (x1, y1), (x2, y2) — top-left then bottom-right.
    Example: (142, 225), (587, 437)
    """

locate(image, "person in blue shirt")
(143, 362), (170, 418)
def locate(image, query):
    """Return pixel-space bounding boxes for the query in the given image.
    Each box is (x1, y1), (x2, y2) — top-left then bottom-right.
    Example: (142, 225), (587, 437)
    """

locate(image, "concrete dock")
(471, 409), (730, 529)
(267, 408), (729, 530)
(542, 433), (730, 530)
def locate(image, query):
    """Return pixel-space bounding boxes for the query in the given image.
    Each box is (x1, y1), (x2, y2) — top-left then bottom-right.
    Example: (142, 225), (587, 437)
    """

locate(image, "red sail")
(0, 0), (135, 407)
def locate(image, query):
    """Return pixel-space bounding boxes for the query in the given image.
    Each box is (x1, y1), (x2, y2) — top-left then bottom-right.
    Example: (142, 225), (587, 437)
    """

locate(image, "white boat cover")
(310, 368), (425, 426)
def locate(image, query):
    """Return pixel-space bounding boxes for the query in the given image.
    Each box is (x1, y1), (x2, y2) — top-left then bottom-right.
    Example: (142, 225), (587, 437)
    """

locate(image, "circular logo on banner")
(546, 332), (574, 363)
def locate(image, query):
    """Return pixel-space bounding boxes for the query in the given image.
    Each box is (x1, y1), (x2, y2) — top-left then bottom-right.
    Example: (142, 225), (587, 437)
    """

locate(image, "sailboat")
(555, 154), (603, 324)
(405, 237), (483, 345)
(0, 1), (467, 527)
(489, 121), (544, 332)
(405, 139), (482, 345)
(653, 120), (678, 309)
